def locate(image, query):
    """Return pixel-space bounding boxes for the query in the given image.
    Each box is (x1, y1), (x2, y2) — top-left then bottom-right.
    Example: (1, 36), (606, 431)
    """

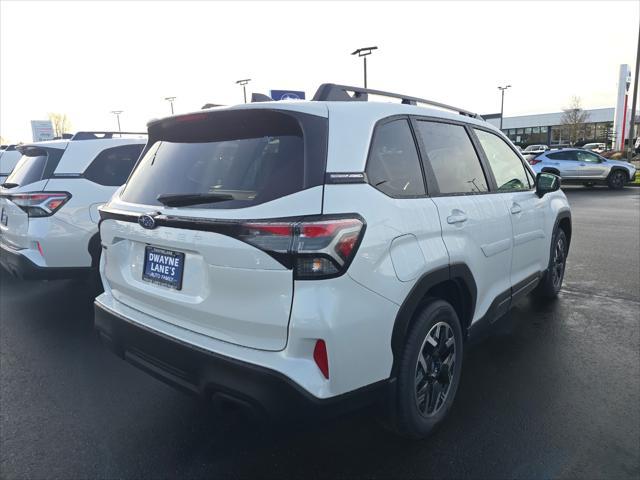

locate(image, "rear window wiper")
(1, 182), (18, 189)
(156, 192), (235, 207)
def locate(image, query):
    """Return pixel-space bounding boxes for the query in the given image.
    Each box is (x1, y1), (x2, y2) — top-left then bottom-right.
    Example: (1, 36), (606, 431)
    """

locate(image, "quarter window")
(576, 151), (601, 163)
(366, 119), (425, 197)
(414, 121), (488, 194)
(475, 129), (531, 191)
(84, 144), (144, 186)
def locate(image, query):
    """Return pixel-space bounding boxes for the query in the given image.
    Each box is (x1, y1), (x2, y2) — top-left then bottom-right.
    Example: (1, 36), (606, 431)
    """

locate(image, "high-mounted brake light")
(5, 192), (71, 218)
(174, 113), (209, 123)
(238, 216), (365, 279)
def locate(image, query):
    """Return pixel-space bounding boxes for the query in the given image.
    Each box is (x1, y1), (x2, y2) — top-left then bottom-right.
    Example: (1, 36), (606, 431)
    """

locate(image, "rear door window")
(414, 121), (488, 194)
(121, 110), (327, 209)
(83, 144), (144, 186)
(474, 129), (531, 191)
(366, 119), (426, 197)
(547, 151), (578, 161)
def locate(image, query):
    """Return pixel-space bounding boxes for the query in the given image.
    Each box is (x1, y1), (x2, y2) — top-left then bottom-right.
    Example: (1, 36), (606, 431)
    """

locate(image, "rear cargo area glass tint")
(5, 155), (47, 187)
(4, 147), (64, 187)
(121, 109), (328, 209)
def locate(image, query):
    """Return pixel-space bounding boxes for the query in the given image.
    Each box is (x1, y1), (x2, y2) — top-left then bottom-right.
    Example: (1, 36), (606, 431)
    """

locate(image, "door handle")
(510, 203), (522, 215)
(447, 210), (467, 224)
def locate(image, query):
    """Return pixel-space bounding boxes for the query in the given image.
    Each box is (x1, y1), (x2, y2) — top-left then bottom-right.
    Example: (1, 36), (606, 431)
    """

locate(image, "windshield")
(121, 109), (328, 209)
(4, 153), (47, 187)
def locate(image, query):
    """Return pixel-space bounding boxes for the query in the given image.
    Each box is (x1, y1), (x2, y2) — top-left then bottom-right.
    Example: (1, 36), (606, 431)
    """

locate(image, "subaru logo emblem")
(138, 214), (157, 230)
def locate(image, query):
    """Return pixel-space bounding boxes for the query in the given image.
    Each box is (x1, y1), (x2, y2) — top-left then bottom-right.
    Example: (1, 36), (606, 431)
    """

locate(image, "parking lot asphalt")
(1, 186), (638, 480)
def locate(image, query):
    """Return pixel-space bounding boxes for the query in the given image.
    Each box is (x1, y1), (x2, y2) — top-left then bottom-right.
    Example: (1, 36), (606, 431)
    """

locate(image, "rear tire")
(389, 299), (463, 439)
(607, 170), (626, 190)
(533, 228), (568, 299)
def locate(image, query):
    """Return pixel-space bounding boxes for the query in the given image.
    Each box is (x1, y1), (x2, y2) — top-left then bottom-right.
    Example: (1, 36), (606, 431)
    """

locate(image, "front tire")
(534, 228), (568, 299)
(391, 299), (464, 439)
(607, 170), (626, 190)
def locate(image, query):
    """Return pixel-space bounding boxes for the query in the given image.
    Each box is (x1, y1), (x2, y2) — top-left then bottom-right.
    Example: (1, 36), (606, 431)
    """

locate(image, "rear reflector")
(313, 340), (329, 379)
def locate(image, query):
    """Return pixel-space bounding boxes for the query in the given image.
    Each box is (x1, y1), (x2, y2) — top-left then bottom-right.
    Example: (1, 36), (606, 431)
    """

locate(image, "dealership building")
(484, 64), (638, 149)
(483, 108), (639, 147)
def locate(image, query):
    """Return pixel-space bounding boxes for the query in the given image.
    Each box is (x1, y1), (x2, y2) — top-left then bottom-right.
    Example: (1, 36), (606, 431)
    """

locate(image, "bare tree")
(560, 97), (590, 145)
(48, 113), (72, 137)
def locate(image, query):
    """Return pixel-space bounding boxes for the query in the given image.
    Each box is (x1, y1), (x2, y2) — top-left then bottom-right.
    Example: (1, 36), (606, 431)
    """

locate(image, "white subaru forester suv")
(0, 132), (146, 280)
(95, 84), (571, 438)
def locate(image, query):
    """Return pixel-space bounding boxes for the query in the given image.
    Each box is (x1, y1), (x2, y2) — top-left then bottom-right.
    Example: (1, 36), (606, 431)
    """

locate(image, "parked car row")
(1, 83), (573, 439)
(0, 132), (146, 280)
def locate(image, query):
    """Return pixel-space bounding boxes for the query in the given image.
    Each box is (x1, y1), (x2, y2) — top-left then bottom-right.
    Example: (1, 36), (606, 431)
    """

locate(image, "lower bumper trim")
(0, 242), (91, 280)
(94, 301), (388, 419)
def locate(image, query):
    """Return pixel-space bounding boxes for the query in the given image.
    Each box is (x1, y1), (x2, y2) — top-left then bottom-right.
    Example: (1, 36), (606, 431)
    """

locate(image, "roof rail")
(70, 131), (147, 141)
(312, 83), (483, 119)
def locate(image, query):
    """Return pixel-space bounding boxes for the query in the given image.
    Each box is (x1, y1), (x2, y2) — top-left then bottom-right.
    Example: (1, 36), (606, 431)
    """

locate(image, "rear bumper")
(94, 300), (387, 419)
(0, 240), (90, 280)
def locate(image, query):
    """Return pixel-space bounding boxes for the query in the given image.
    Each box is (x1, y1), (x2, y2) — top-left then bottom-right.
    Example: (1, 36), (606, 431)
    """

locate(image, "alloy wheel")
(612, 171), (625, 188)
(551, 235), (566, 290)
(414, 321), (456, 417)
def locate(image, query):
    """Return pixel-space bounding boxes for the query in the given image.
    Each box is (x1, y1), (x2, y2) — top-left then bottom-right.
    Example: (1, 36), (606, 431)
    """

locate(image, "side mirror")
(536, 172), (561, 198)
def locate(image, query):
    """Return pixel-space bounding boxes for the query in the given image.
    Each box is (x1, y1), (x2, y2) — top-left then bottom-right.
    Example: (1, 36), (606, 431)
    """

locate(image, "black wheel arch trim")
(553, 210), (572, 247)
(390, 263), (477, 376)
(609, 167), (630, 180)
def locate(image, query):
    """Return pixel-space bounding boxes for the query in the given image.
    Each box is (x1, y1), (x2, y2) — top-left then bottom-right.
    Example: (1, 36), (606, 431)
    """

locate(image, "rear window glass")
(121, 110), (327, 209)
(84, 144), (144, 186)
(5, 154), (47, 187)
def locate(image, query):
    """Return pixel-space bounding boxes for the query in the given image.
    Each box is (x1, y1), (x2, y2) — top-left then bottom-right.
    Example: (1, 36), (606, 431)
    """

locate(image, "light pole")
(164, 96), (176, 115)
(498, 85), (511, 130)
(628, 22), (639, 159)
(236, 79), (251, 103)
(110, 110), (123, 132)
(351, 46), (378, 88)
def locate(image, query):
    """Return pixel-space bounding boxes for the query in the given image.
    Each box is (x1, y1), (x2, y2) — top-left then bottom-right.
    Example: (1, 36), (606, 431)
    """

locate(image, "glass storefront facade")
(503, 121), (625, 147)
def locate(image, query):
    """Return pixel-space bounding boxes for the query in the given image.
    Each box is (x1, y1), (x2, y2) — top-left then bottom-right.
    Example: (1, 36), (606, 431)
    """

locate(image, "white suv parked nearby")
(0, 132), (146, 280)
(94, 85), (571, 438)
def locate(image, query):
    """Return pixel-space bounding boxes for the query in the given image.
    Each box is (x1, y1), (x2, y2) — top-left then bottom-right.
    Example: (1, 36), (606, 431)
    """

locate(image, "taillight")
(528, 158), (542, 165)
(7, 192), (71, 217)
(238, 216), (365, 279)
